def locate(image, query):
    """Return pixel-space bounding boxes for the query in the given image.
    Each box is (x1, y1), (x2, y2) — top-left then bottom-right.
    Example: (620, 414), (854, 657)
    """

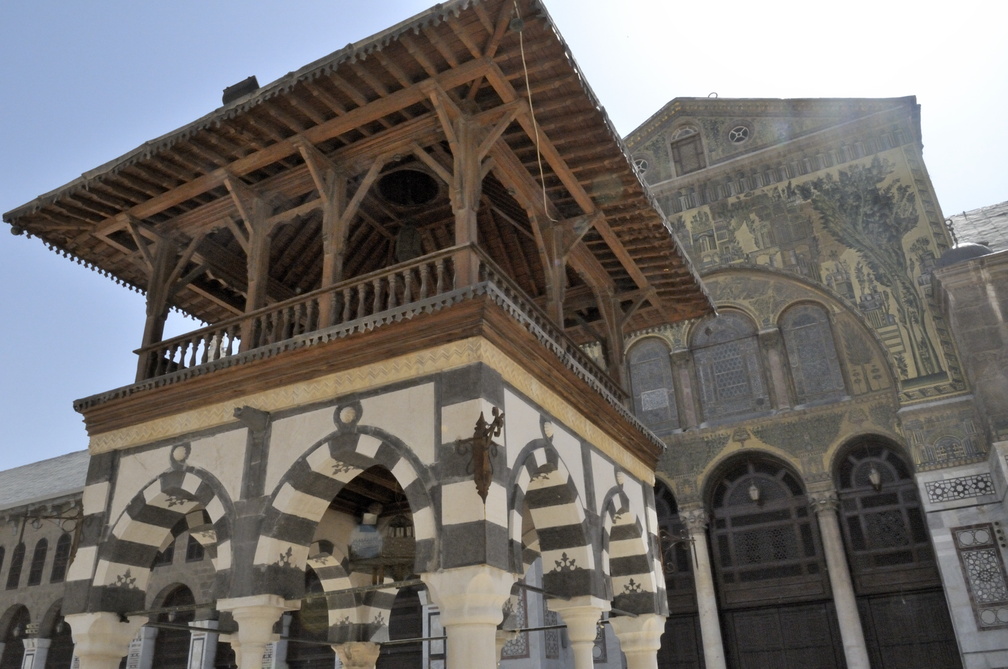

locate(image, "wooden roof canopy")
(4, 0), (711, 341)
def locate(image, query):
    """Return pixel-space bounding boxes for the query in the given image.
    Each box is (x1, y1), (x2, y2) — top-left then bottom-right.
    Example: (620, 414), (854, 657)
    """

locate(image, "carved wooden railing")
(135, 245), (625, 403)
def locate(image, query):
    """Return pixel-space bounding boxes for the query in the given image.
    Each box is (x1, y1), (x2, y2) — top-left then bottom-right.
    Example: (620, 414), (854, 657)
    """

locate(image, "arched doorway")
(655, 481), (703, 669)
(709, 456), (844, 668)
(43, 610), (74, 669)
(285, 569), (334, 668)
(835, 438), (961, 668)
(0, 608), (29, 669)
(152, 585), (196, 668)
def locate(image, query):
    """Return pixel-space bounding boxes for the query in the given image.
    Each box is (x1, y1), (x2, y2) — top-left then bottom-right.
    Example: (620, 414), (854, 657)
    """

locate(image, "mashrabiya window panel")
(628, 338), (679, 434)
(692, 313), (769, 421)
(781, 305), (846, 404)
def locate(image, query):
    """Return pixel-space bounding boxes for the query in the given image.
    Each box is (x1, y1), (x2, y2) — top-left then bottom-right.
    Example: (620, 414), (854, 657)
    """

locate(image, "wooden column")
(427, 85), (518, 289)
(225, 176), (275, 349)
(136, 237), (177, 381)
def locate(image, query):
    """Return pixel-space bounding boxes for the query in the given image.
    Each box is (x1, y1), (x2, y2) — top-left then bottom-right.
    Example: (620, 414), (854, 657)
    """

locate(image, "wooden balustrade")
(134, 245), (622, 402)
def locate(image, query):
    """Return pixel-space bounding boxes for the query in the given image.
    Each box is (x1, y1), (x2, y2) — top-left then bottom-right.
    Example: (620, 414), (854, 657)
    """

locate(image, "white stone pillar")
(133, 626), (157, 669)
(548, 596), (609, 669)
(189, 620), (220, 669)
(21, 637), (48, 669)
(682, 507), (727, 669)
(610, 613), (665, 669)
(65, 613), (144, 669)
(422, 565), (515, 669)
(333, 642), (380, 668)
(809, 490), (871, 669)
(217, 595), (291, 669)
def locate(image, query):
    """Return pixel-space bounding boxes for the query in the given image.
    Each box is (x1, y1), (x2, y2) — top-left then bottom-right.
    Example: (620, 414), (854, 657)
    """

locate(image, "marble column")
(217, 595), (291, 669)
(808, 489), (871, 669)
(333, 641), (380, 668)
(422, 565), (515, 669)
(65, 612), (144, 669)
(610, 613), (665, 669)
(681, 507), (727, 669)
(549, 596), (609, 669)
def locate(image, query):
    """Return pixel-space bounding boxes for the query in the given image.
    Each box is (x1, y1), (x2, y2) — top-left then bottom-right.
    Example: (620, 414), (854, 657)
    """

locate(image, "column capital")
(807, 489), (840, 514)
(217, 595), (294, 669)
(679, 505), (710, 533)
(65, 612), (144, 669)
(549, 596), (610, 669)
(333, 641), (381, 669)
(421, 565), (516, 627)
(610, 613), (665, 669)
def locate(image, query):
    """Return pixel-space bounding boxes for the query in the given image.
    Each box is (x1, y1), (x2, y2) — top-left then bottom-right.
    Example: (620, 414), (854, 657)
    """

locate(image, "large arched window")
(781, 304), (846, 404)
(835, 439), (961, 667)
(709, 457), (826, 608)
(50, 534), (72, 583)
(27, 538), (47, 586)
(692, 312), (769, 422)
(628, 338), (679, 435)
(835, 440), (937, 592)
(5, 543), (25, 590)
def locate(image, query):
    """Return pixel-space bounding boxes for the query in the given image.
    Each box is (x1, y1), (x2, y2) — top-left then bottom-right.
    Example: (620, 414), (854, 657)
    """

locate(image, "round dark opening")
(378, 169), (439, 207)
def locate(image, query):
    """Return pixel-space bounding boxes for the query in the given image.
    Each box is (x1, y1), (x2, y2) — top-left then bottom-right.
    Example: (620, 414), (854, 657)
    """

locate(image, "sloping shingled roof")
(0, 450), (88, 511)
(948, 201), (1008, 252)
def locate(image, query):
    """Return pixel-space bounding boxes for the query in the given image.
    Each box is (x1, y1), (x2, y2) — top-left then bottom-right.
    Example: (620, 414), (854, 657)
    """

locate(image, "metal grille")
(782, 304), (846, 404)
(711, 460), (826, 607)
(837, 441), (940, 593)
(694, 318), (768, 420)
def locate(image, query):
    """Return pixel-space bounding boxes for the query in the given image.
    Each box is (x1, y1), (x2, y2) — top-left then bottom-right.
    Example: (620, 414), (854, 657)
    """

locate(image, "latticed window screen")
(710, 459), (826, 607)
(781, 304), (846, 404)
(628, 338), (679, 435)
(836, 441), (938, 593)
(671, 127), (706, 176)
(692, 313), (769, 421)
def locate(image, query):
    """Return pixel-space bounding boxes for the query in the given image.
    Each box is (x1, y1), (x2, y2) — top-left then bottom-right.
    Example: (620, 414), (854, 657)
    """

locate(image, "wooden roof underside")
(5, 0), (710, 338)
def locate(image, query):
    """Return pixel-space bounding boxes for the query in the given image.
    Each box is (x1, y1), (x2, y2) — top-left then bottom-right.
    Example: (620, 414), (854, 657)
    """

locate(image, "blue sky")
(1, 0), (1005, 469)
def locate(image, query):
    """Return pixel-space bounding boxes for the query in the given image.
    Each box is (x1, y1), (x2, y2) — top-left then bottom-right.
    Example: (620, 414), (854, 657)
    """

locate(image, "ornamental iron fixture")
(659, 527), (698, 571)
(456, 407), (505, 504)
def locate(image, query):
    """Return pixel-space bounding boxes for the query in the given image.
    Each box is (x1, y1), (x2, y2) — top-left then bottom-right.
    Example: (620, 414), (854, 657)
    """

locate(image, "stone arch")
(0, 605), (28, 640)
(626, 335), (679, 435)
(37, 599), (63, 638)
(92, 467), (234, 612)
(828, 433), (913, 480)
(302, 550), (394, 644)
(508, 442), (600, 600)
(253, 424), (436, 599)
(600, 487), (665, 616)
(699, 268), (900, 396)
(698, 445), (803, 502)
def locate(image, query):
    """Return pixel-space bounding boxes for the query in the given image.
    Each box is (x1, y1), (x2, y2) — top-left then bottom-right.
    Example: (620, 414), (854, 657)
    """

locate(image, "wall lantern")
(868, 465), (883, 492)
(748, 481), (761, 505)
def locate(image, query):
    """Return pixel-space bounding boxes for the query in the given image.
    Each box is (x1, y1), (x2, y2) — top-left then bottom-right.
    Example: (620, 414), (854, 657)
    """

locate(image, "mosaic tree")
(795, 157), (940, 379)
